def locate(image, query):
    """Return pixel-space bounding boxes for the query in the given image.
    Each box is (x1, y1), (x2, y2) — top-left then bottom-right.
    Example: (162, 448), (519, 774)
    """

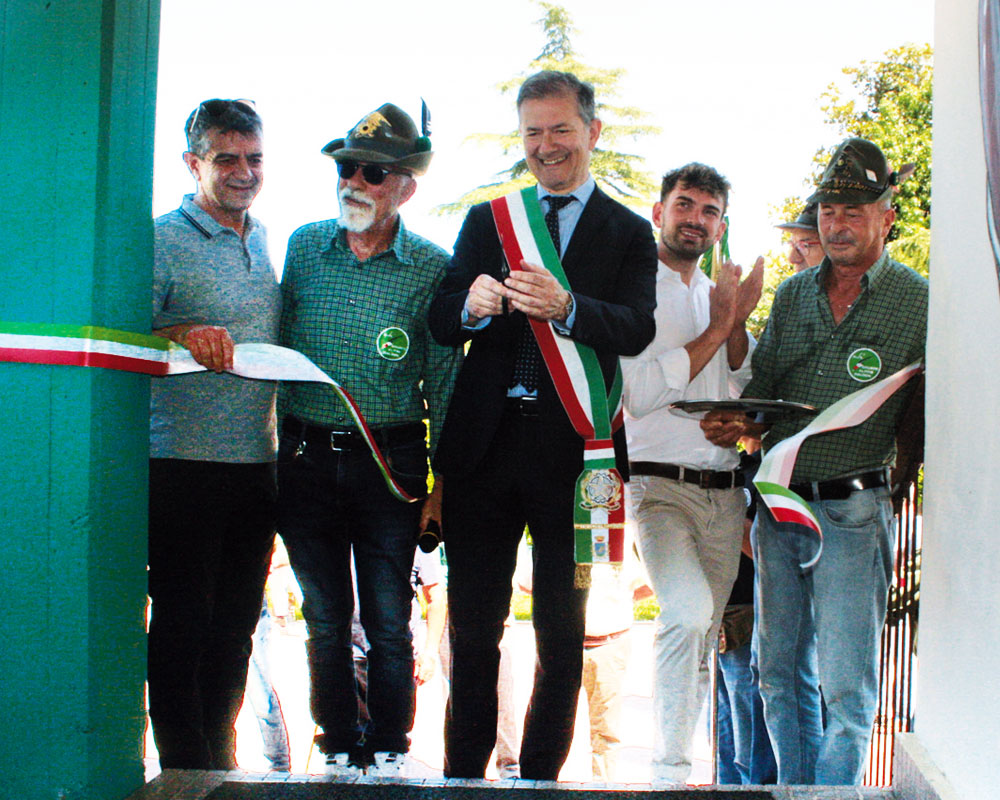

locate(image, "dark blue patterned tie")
(544, 195), (573, 254)
(510, 195), (574, 392)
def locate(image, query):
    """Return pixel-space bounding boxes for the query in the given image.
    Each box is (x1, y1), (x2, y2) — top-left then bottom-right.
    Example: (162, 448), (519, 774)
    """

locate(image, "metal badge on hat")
(354, 111), (390, 138)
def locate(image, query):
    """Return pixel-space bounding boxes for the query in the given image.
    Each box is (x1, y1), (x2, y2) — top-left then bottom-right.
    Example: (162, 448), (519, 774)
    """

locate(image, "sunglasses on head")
(188, 98), (256, 134)
(336, 161), (402, 185)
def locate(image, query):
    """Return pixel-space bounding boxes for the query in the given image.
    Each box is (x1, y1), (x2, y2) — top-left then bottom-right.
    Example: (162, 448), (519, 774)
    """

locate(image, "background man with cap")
(620, 162), (763, 786)
(777, 202), (825, 272)
(277, 102), (462, 777)
(428, 70), (657, 781)
(703, 137), (927, 785)
(148, 98), (280, 770)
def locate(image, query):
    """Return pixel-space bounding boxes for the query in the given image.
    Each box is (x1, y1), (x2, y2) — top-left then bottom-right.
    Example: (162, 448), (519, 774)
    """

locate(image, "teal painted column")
(0, 1), (160, 798)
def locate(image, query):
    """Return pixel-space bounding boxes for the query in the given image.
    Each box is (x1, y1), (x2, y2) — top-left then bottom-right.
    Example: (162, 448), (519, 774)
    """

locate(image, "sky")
(153, 0), (934, 273)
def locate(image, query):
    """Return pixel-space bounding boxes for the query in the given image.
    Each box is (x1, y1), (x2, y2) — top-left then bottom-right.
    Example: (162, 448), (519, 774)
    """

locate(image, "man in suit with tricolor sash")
(429, 70), (657, 780)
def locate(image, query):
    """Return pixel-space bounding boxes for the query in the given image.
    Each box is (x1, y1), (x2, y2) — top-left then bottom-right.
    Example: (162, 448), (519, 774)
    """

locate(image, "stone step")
(128, 770), (895, 800)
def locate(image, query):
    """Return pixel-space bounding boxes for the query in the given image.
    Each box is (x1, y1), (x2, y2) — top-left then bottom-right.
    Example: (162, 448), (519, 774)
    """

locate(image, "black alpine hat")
(322, 102), (433, 175)
(807, 137), (898, 205)
(776, 202), (819, 232)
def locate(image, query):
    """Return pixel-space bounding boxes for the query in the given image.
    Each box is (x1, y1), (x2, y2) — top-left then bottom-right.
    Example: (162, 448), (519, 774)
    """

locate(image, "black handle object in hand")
(417, 520), (443, 553)
(500, 254), (510, 316)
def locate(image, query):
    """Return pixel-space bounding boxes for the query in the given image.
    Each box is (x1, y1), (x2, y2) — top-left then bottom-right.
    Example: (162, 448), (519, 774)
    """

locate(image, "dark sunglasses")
(336, 161), (401, 185)
(188, 98), (256, 134)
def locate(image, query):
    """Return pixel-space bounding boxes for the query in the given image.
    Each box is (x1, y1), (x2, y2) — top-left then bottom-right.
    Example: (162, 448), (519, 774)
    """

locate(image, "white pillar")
(916, 0), (1000, 797)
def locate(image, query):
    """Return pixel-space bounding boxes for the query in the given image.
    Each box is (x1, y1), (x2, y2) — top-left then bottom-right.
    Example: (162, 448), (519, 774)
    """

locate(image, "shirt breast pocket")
(773, 326), (823, 375)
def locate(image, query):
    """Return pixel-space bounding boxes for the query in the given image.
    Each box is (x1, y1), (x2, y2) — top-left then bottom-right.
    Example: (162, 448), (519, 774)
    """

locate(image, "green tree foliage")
(748, 251), (795, 340)
(435, 1), (660, 215)
(818, 42), (932, 275)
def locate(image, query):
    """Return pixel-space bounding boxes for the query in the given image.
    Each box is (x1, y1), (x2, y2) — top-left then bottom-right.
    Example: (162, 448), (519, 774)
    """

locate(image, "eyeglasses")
(790, 239), (822, 253)
(187, 98), (256, 135)
(336, 161), (401, 186)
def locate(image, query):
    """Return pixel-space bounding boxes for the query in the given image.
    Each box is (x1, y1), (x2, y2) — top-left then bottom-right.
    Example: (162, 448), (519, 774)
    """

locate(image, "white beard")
(339, 187), (376, 232)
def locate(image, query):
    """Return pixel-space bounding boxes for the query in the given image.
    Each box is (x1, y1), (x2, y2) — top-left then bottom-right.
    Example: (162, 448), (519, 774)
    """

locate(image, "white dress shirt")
(621, 261), (754, 470)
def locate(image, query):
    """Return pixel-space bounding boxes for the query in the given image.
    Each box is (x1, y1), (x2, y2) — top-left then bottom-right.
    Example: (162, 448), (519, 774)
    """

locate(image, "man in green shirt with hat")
(704, 137), (927, 785)
(277, 102), (462, 778)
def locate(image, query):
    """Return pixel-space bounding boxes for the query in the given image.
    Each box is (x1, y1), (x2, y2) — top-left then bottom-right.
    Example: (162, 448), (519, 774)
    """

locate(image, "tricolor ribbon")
(753, 360), (923, 568)
(698, 214), (731, 280)
(491, 188), (626, 581)
(0, 322), (420, 503)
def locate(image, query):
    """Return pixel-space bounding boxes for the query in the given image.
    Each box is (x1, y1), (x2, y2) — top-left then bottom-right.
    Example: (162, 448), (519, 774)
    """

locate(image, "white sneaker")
(325, 751), (362, 778)
(650, 777), (686, 790)
(368, 751), (407, 778)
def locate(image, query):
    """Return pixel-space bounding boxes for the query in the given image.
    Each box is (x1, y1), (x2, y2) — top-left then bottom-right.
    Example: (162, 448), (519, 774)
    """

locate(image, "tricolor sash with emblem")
(490, 187), (626, 584)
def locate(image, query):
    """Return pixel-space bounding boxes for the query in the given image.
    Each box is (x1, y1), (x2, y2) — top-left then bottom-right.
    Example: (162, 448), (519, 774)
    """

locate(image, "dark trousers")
(277, 418), (425, 757)
(147, 458), (276, 770)
(443, 410), (588, 780)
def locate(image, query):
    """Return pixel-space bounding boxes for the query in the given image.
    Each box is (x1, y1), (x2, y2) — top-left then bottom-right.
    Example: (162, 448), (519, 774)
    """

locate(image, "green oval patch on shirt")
(376, 326), (409, 361)
(847, 348), (882, 382)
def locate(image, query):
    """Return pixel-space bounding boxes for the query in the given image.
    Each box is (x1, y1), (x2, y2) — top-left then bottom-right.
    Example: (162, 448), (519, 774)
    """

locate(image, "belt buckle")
(329, 431), (351, 451)
(699, 470), (711, 490)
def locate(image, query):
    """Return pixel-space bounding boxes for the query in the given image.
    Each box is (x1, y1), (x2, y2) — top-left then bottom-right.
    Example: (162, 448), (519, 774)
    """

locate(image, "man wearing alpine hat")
(702, 137), (927, 785)
(277, 102), (462, 778)
(777, 201), (825, 273)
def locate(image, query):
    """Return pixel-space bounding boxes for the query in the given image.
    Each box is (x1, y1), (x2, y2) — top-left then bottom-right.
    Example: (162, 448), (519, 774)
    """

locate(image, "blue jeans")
(247, 604), (291, 770)
(277, 419), (425, 756)
(716, 640), (776, 784)
(755, 486), (894, 785)
(716, 665), (738, 784)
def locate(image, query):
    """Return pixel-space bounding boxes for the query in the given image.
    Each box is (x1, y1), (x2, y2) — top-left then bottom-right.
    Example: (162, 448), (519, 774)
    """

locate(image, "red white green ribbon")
(491, 188), (626, 575)
(754, 360), (923, 568)
(0, 322), (419, 503)
(0, 322), (185, 374)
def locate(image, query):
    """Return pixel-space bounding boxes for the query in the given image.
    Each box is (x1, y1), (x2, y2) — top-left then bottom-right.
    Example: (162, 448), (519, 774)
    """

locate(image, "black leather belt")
(284, 416), (425, 452)
(630, 461), (744, 490)
(584, 629), (629, 649)
(789, 469), (889, 501)
(504, 395), (540, 417)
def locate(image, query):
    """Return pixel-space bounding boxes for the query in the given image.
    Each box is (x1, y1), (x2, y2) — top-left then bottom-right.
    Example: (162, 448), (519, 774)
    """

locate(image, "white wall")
(920, 1), (1000, 796)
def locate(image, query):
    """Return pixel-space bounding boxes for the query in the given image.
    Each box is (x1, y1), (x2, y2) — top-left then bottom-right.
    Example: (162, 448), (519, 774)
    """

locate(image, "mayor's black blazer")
(429, 186), (657, 479)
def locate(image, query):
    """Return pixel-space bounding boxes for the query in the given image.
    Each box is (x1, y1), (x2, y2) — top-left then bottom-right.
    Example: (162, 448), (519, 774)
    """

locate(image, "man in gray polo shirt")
(147, 98), (281, 770)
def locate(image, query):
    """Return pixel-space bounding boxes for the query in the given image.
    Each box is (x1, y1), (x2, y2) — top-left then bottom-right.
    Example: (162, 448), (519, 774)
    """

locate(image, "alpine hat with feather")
(807, 137), (914, 206)
(322, 102), (433, 176)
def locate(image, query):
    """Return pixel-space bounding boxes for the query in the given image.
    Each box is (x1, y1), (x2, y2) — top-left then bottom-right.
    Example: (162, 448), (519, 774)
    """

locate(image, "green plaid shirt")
(743, 250), (927, 482)
(279, 217), (462, 460)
